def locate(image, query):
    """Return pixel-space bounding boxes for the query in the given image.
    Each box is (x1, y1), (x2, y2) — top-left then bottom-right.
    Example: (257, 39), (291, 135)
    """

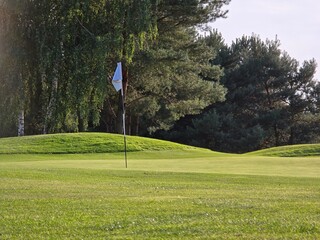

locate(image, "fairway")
(1, 152), (320, 178)
(0, 133), (320, 239)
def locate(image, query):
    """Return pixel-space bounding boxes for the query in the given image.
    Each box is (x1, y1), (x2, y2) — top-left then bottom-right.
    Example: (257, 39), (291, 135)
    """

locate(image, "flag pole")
(111, 62), (128, 168)
(121, 86), (128, 168)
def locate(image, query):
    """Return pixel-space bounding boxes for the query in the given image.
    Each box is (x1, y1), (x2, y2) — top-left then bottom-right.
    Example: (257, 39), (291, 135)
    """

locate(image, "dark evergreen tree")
(99, 0), (230, 135)
(160, 35), (319, 153)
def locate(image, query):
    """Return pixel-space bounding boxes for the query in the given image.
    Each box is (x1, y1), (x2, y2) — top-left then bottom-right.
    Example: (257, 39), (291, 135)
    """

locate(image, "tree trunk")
(135, 116), (140, 136)
(43, 63), (58, 134)
(77, 109), (85, 132)
(116, 113), (123, 133)
(128, 113), (132, 135)
(274, 124), (279, 146)
(18, 110), (24, 136)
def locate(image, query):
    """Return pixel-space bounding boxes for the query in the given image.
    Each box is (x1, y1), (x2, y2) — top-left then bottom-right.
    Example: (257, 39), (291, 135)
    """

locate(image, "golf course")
(0, 133), (319, 239)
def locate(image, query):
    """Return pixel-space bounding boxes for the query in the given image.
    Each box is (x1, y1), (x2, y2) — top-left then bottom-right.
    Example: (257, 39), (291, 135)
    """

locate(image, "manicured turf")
(1, 152), (320, 178)
(247, 143), (320, 157)
(0, 133), (320, 239)
(0, 133), (204, 154)
(1, 168), (319, 239)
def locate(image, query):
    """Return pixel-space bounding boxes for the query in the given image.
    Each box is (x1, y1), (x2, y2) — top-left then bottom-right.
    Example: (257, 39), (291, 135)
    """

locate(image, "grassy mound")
(1, 132), (319, 157)
(0, 132), (207, 154)
(246, 143), (320, 157)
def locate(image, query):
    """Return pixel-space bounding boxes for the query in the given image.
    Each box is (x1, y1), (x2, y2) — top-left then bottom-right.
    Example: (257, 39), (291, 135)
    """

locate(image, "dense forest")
(1, 0), (319, 153)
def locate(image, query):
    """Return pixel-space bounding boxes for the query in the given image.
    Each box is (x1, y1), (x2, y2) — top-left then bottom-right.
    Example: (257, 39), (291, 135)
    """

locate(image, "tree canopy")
(159, 35), (319, 153)
(0, 0), (229, 137)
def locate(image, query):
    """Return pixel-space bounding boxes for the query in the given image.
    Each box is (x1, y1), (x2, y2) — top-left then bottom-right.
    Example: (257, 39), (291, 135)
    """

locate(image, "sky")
(210, 0), (320, 80)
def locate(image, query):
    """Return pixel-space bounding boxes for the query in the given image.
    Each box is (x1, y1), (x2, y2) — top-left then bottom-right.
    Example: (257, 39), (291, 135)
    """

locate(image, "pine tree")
(161, 35), (319, 153)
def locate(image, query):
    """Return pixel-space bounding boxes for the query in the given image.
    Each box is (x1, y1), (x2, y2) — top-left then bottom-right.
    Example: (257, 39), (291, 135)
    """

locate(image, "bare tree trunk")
(43, 63), (58, 134)
(135, 116), (139, 136)
(274, 124), (279, 146)
(128, 112), (132, 135)
(17, 110), (24, 136)
(17, 71), (25, 136)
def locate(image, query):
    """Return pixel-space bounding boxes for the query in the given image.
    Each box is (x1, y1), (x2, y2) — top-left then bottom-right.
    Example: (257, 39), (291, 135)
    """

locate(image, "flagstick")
(121, 86), (128, 168)
(112, 62), (127, 168)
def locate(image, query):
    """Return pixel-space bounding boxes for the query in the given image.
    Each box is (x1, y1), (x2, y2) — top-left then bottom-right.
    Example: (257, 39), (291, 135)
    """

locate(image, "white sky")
(210, 0), (320, 80)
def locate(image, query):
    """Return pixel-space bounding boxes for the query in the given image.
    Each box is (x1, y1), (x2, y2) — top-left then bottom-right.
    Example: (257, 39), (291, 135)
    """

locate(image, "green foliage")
(98, 2), (230, 135)
(1, 0), (112, 135)
(1, 0), (230, 137)
(127, 29), (226, 134)
(161, 35), (319, 153)
(0, 0), (161, 136)
(217, 36), (319, 149)
(159, 109), (265, 153)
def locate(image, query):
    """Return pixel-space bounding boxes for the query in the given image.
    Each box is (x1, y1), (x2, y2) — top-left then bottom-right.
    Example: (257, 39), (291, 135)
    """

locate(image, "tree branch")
(75, 16), (95, 38)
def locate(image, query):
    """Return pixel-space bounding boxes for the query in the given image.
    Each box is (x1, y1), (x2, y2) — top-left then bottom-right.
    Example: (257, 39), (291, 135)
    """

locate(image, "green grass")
(1, 132), (319, 157)
(0, 133), (320, 239)
(1, 168), (319, 239)
(247, 143), (320, 157)
(0, 132), (204, 154)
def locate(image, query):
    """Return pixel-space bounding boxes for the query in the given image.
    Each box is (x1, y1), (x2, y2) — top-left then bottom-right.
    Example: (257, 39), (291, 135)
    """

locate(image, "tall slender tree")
(0, 1), (28, 137)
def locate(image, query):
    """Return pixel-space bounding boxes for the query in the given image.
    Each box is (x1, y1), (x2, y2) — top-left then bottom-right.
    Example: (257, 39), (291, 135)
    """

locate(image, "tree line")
(157, 35), (320, 152)
(1, 0), (319, 153)
(0, 0), (228, 136)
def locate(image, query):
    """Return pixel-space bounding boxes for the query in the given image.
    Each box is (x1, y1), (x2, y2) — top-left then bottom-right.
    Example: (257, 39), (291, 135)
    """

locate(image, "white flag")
(112, 62), (123, 92)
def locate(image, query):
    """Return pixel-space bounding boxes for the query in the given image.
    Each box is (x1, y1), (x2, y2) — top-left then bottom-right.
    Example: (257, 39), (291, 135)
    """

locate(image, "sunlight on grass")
(1, 169), (319, 239)
(247, 144), (320, 157)
(0, 133), (320, 239)
(0, 133), (207, 154)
